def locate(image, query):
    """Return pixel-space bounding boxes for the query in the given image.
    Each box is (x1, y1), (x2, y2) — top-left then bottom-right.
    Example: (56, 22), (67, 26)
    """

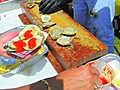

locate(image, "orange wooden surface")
(20, 2), (108, 71)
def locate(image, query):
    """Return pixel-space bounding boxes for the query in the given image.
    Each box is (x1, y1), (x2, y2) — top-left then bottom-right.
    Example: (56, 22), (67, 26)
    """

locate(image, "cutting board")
(20, 2), (108, 70)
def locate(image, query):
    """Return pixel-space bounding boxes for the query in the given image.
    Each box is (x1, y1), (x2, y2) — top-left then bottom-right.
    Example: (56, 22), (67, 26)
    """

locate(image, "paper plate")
(0, 55), (58, 89)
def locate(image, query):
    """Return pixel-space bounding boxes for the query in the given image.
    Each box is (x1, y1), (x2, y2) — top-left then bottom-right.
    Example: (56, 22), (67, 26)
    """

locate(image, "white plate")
(0, 56), (58, 89)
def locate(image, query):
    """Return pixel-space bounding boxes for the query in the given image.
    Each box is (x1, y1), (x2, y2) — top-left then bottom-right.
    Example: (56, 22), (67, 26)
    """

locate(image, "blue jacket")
(73, 0), (116, 53)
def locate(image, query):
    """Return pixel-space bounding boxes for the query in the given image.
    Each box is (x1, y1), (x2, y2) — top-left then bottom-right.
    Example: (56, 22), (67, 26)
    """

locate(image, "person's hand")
(56, 65), (102, 90)
(7, 65), (102, 90)
(39, 0), (67, 14)
(0, 30), (32, 60)
(0, 31), (20, 58)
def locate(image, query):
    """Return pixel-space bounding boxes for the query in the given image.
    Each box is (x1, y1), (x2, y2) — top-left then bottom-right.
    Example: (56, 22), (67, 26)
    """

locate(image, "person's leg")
(93, 8), (114, 53)
(88, 0), (114, 53)
(85, 0), (115, 53)
(73, 0), (93, 33)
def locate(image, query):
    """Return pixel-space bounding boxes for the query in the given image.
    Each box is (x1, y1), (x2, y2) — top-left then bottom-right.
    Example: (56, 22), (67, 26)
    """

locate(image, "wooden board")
(20, 2), (108, 70)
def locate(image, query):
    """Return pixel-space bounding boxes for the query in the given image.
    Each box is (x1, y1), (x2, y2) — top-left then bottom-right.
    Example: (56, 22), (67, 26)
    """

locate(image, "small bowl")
(86, 60), (114, 90)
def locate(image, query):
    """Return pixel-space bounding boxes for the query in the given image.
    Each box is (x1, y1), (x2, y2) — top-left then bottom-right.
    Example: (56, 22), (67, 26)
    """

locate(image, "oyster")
(56, 36), (72, 46)
(41, 15), (51, 23)
(24, 35), (44, 50)
(62, 28), (77, 36)
(42, 22), (56, 28)
(4, 39), (26, 53)
(49, 26), (63, 40)
(19, 25), (41, 40)
(4, 42), (16, 53)
(27, 1), (36, 9)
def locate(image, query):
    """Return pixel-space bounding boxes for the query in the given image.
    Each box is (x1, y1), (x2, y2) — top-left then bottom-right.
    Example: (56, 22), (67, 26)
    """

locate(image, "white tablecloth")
(0, 8), (58, 89)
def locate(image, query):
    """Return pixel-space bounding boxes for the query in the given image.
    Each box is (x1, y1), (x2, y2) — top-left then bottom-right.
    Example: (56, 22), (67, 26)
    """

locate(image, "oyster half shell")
(49, 26), (63, 40)
(42, 22), (56, 28)
(62, 28), (77, 36)
(56, 36), (72, 46)
(4, 42), (16, 53)
(19, 25), (41, 40)
(27, 2), (36, 9)
(41, 15), (51, 23)
(24, 35), (44, 50)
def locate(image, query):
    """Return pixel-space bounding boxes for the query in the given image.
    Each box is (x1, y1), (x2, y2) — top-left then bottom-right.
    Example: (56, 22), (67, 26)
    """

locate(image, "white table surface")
(0, 8), (58, 89)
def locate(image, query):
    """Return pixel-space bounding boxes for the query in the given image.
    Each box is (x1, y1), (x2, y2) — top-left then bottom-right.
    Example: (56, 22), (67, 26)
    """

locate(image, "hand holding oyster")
(4, 25), (48, 58)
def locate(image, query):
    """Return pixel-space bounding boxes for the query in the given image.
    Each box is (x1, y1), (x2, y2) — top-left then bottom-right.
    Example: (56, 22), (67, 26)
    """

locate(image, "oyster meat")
(4, 25), (47, 53)
(42, 22), (56, 28)
(49, 26), (63, 40)
(24, 35), (44, 50)
(62, 28), (77, 36)
(41, 15), (51, 23)
(19, 25), (41, 40)
(4, 42), (16, 53)
(4, 39), (26, 53)
(27, 1), (36, 9)
(56, 36), (72, 46)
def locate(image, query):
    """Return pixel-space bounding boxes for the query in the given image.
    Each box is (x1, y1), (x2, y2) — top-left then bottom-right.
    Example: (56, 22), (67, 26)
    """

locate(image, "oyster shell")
(27, 2), (36, 9)
(62, 28), (77, 36)
(49, 26), (63, 40)
(24, 35), (44, 50)
(42, 22), (56, 28)
(56, 36), (72, 46)
(4, 42), (16, 53)
(41, 15), (51, 23)
(19, 25), (41, 40)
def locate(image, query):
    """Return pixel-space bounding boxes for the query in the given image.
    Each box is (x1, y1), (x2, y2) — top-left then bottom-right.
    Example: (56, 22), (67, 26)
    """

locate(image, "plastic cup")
(86, 60), (114, 90)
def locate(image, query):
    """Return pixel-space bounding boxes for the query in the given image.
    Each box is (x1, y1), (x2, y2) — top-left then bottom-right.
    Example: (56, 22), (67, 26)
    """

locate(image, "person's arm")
(39, 0), (72, 14)
(0, 30), (32, 60)
(9, 65), (102, 90)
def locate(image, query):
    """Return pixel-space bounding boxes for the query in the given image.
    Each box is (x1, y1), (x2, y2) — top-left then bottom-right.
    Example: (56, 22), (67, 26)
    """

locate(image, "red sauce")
(28, 37), (37, 49)
(24, 30), (33, 40)
(87, 62), (95, 66)
(13, 40), (26, 53)
(100, 77), (108, 85)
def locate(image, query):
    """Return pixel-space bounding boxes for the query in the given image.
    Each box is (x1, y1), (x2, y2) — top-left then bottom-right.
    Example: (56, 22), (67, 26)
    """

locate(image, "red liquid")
(100, 77), (108, 85)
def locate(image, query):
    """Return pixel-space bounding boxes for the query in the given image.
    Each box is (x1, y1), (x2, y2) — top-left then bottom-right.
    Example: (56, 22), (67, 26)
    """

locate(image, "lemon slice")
(0, 66), (9, 74)
(36, 45), (45, 55)
(114, 79), (120, 88)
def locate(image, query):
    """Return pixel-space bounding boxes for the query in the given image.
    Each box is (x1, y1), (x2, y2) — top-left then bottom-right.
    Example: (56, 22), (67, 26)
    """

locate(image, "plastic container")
(86, 60), (114, 90)
(96, 54), (120, 90)
(2, 44), (48, 76)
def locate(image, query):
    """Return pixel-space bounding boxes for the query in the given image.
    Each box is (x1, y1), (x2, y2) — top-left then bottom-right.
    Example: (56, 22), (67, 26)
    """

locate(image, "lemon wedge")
(0, 66), (9, 74)
(114, 79), (120, 88)
(36, 45), (45, 55)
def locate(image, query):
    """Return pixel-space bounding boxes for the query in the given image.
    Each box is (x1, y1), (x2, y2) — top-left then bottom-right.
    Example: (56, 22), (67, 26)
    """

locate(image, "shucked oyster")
(4, 42), (16, 53)
(27, 1), (36, 9)
(24, 35), (44, 50)
(41, 15), (51, 23)
(56, 36), (72, 46)
(4, 39), (26, 53)
(42, 22), (56, 28)
(62, 28), (77, 36)
(49, 26), (63, 40)
(19, 25), (41, 40)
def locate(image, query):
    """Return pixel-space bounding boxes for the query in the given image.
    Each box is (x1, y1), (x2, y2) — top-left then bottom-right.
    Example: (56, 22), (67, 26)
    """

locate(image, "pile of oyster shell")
(49, 25), (77, 46)
(40, 15), (77, 46)
(40, 15), (56, 28)
(27, 0), (42, 9)
(4, 25), (47, 54)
